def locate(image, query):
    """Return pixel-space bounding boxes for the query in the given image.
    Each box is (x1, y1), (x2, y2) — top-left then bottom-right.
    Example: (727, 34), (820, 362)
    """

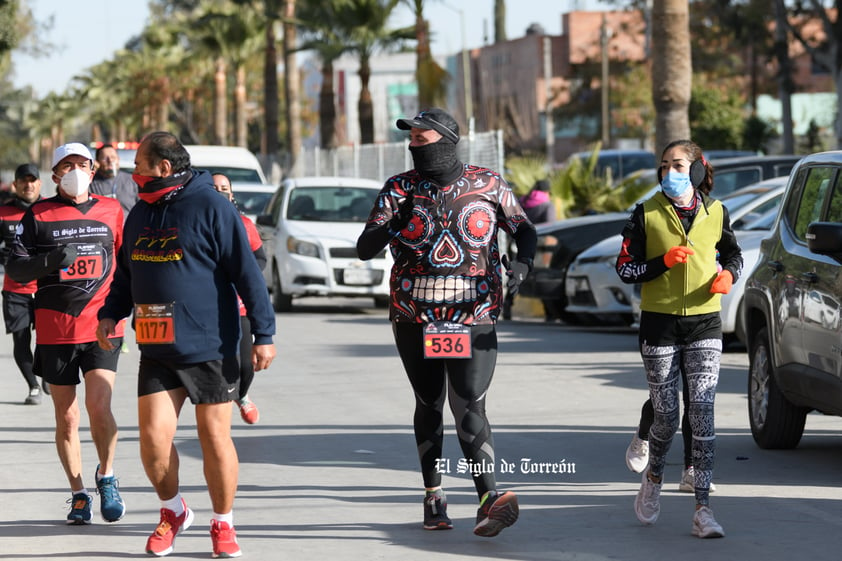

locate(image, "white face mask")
(60, 168), (91, 197)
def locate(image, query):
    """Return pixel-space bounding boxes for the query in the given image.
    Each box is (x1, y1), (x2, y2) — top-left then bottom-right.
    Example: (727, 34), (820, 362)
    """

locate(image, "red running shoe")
(237, 397), (260, 425)
(145, 499), (194, 557)
(211, 519), (242, 558)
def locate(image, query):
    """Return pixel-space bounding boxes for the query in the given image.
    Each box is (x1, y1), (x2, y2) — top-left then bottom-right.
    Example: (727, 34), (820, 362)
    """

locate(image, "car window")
(235, 190), (274, 217)
(742, 207), (779, 230)
(793, 167), (835, 241)
(287, 187), (378, 222)
(620, 154), (656, 177)
(825, 172), (842, 223)
(268, 186), (286, 223)
(773, 163), (797, 178)
(596, 156), (621, 178)
(715, 168), (761, 196)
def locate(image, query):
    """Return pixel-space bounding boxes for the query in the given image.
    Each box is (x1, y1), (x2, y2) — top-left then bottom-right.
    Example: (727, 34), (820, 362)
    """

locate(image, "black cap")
(14, 163), (39, 181)
(534, 179), (550, 192)
(396, 108), (460, 144)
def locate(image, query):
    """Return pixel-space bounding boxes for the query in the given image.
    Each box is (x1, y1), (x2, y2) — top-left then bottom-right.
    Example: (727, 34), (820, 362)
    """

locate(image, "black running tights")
(393, 322), (498, 499)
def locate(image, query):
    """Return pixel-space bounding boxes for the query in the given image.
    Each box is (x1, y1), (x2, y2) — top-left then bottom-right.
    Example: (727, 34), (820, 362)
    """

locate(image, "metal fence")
(296, 130), (505, 182)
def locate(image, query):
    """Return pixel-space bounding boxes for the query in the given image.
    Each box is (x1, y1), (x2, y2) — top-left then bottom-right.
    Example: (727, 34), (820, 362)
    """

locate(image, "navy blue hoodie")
(98, 169), (275, 362)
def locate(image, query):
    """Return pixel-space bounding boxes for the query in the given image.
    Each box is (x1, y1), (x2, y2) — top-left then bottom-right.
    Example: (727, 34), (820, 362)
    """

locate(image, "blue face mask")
(661, 171), (693, 200)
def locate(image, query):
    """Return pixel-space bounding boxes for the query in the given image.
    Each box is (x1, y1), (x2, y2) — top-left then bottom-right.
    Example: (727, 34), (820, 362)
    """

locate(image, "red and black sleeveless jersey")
(12, 194), (124, 344)
(0, 199), (38, 294)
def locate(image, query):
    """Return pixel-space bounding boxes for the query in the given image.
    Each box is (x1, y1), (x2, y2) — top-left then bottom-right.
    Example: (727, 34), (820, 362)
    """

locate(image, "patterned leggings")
(641, 337), (721, 506)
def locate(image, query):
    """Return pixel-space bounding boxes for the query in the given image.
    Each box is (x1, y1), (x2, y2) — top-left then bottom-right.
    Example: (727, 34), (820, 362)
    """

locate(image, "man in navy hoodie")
(95, 131), (276, 558)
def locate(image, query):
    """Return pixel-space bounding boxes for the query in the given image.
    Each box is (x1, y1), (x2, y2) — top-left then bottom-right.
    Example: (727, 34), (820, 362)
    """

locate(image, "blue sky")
(12, 0), (610, 98)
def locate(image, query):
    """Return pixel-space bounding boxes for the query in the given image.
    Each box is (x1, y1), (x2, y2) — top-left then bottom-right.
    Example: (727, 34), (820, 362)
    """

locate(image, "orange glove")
(664, 245), (694, 268)
(710, 269), (733, 294)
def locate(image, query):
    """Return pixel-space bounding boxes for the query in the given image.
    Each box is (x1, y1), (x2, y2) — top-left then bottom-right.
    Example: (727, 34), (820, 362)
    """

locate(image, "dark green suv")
(743, 151), (842, 448)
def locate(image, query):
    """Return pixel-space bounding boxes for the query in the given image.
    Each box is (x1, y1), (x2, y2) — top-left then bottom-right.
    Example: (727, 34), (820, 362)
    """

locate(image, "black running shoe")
(423, 491), (453, 530)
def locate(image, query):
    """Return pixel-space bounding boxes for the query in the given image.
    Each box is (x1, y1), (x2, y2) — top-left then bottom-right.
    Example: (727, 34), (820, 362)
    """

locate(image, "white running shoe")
(634, 470), (661, 525)
(625, 433), (649, 473)
(679, 466), (717, 493)
(692, 506), (725, 538)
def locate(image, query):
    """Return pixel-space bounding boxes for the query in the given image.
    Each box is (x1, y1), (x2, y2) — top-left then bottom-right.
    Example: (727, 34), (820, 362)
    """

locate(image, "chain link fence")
(296, 130), (505, 181)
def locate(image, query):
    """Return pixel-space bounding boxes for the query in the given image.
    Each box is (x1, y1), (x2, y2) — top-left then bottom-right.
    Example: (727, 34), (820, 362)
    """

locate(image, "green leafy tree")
(689, 83), (745, 149)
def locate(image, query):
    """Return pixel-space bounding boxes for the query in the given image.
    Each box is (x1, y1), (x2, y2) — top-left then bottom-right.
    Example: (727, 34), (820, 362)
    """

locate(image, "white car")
(255, 176), (390, 311)
(565, 176), (789, 330)
(183, 145), (275, 221)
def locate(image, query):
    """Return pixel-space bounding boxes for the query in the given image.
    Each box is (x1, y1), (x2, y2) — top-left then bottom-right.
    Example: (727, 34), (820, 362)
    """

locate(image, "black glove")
(502, 254), (531, 296)
(45, 245), (78, 272)
(389, 192), (414, 233)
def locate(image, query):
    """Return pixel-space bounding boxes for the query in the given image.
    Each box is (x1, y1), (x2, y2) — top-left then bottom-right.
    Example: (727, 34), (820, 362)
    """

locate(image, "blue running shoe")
(66, 492), (92, 525)
(95, 465), (126, 522)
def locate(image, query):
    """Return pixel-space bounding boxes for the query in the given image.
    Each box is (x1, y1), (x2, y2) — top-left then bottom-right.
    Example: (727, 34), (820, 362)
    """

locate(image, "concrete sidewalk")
(1, 299), (840, 560)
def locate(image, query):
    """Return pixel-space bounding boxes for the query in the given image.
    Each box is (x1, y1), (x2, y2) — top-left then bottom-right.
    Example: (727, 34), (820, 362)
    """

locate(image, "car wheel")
(747, 327), (807, 449)
(271, 265), (293, 313)
(373, 296), (389, 309)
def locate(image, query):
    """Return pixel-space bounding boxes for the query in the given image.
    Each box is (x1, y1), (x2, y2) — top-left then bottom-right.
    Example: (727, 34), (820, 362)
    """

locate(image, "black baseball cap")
(14, 163), (40, 180)
(396, 108), (460, 144)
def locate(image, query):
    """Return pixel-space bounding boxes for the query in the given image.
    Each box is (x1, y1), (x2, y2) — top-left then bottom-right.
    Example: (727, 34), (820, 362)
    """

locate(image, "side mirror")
(807, 222), (842, 263)
(256, 214), (273, 227)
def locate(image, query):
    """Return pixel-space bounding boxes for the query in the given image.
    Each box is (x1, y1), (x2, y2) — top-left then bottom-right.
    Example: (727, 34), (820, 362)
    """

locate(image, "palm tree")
(342, 0), (415, 144)
(190, 2), (265, 146)
(295, 0), (353, 149)
(494, 0), (507, 43)
(403, 0), (448, 109)
(651, 0), (691, 153)
(283, 0), (302, 171)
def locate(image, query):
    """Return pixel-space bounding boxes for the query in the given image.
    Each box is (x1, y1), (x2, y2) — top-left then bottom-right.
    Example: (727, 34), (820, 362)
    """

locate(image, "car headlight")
(287, 237), (320, 258)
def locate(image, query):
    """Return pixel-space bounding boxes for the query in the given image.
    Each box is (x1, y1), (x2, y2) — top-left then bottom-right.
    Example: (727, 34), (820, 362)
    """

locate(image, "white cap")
(51, 143), (93, 169)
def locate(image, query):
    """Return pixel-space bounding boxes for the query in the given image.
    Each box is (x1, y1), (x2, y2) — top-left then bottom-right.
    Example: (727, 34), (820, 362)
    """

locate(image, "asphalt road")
(1, 296), (840, 560)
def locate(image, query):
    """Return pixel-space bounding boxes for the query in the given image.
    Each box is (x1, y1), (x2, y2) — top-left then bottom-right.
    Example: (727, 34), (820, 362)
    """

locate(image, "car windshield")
(287, 187), (377, 222)
(197, 166), (263, 183)
(235, 190), (274, 217)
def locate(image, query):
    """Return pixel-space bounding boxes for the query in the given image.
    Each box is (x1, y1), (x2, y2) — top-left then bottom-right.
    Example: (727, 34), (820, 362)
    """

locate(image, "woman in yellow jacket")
(616, 139), (742, 539)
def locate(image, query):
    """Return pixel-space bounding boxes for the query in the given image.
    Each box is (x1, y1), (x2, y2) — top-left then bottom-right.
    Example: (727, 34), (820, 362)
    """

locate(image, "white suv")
(255, 176), (390, 311)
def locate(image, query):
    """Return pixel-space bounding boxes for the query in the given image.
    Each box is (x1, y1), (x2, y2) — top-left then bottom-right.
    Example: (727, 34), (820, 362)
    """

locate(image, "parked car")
(520, 155), (801, 323)
(704, 149), (757, 159)
(255, 176), (389, 311)
(743, 150), (842, 449)
(184, 145), (268, 184)
(566, 148), (656, 180)
(186, 145), (275, 221)
(566, 176), (789, 328)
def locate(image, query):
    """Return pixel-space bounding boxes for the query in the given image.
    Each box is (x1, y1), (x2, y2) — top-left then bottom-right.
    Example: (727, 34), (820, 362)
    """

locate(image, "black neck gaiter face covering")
(409, 139), (463, 186)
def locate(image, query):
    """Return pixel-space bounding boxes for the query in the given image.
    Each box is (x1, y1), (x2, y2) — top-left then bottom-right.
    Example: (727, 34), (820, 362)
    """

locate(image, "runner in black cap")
(358, 107), (537, 538)
(0, 164), (45, 404)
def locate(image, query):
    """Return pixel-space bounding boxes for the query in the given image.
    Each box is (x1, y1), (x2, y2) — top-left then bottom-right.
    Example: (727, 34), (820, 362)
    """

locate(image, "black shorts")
(2, 291), (34, 334)
(638, 311), (722, 347)
(138, 356), (240, 405)
(34, 339), (123, 386)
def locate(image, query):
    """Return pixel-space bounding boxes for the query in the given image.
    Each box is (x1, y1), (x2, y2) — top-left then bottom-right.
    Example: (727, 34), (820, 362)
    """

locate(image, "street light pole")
(544, 35), (554, 165)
